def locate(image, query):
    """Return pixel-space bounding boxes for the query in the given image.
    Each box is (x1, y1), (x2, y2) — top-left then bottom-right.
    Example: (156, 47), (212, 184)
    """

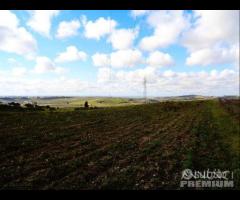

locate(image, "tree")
(84, 101), (89, 108)
(8, 102), (20, 107)
(25, 103), (34, 109)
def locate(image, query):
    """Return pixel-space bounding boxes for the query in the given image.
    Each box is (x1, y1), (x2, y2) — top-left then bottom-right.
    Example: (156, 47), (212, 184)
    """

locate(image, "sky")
(0, 10), (239, 97)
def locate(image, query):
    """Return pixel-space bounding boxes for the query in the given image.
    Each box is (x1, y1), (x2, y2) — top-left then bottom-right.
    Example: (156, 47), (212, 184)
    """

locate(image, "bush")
(84, 101), (89, 108)
(0, 103), (23, 111)
(8, 102), (21, 107)
(25, 103), (34, 109)
(49, 107), (56, 111)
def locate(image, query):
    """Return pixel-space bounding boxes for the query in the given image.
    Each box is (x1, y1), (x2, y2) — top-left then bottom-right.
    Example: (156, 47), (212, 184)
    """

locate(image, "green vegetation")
(0, 95), (219, 108)
(0, 97), (143, 108)
(69, 97), (142, 107)
(0, 99), (239, 189)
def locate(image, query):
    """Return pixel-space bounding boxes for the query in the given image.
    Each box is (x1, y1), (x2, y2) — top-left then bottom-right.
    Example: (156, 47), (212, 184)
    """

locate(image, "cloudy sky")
(0, 10), (239, 96)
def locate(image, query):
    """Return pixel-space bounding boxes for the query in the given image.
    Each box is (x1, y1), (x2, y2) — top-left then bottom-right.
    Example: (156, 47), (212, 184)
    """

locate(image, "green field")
(0, 99), (239, 189)
(0, 97), (144, 108)
(0, 95), (217, 109)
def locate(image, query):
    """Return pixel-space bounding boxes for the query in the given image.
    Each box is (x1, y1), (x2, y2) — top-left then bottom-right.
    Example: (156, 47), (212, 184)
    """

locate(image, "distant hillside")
(0, 95), (231, 108)
(221, 95), (240, 100)
(153, 95), (216, 101)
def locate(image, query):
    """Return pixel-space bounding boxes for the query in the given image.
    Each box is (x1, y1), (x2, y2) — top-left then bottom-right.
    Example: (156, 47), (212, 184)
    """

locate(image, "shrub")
(8, 102), (21, 107)
(84, 101), (89, 108)
(25, 103), (34, 109)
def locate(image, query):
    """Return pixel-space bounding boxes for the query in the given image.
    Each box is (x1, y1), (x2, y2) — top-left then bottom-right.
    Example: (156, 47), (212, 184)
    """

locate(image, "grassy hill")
(0, 97), (144, 108)
(0, 99), (239, 189)
(0, 95), (222, 108)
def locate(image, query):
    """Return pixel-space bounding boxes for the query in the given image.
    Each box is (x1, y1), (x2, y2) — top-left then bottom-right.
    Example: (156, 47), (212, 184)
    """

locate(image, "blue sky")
(0, 10), (239, 96)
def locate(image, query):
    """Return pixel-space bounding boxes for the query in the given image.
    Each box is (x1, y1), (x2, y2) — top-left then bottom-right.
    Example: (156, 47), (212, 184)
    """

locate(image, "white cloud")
(92, 49), (143, 68)
(34, 56), (65, 74)
(0, 67), (238, 97)
(0, 76), (90, 96)
(94, 64), (239, 96)
(183, 10), (239, 66)
(186, 45), (239, 66)
(113, 68), (239, 96)
(108, 28), (139, 50)
(92, 53), (110, 67)
(0, 10), (37, 58)
(34, 56), (55, 73)
(55, 46), (87, 63)
(27, 10), (60, 37)
(97, 66), (158, 84)
(115, 66), (158, 84)
(83, 17), (117, 40)
(0, 10), (19, 29)
(56, 19), (80, 39)
(162, 70), (176, 78)
(54, 67), (67, 74)
(11, 67), (27, 77)
(146, 51), (174, 67)
(110, 49), (143, 68)
(97, 67), (112, 83)
(0, 10), (239, 97)
(139, 10), (189, 51)
(7, 58), (17, 64)
(182, 10), (239, 52)
(131, 10), (149, 18)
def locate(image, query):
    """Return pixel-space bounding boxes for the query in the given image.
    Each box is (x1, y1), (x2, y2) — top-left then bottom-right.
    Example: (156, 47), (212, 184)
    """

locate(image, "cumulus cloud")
(94, 65), (239, 96)
(131, 10), (149, 18)
(0, 10), (239, 97)
(92, 53), (110, 67)
(146, 51), (174, 67)
(139, 10), (189, 51)
(110, 49), (143, 68)
(11, 67), (27, 77)
(0, 10), (37, 58)
(92, 50), (174, 70)
(162, 70), (176, 78)
(27, 10), (60, 37)
(34, 56), (55, 73)
(92, 49), (143, 68)
(56, 19), (81, 39)
(183, 10), (239, 66)
(97, 66), (158, 86)
(83, 16), (117, 40)
(0, 76), (90, 96)
(0, 67), (238, 97)
(109, 68), (239, 96)
(108, 27), (139, 50)
(7, 58), (17, 64)
(186, 45), (239, 66)
(97, 67), (112, 83)
(55, 46), (87, 63)
(116, 66), (159, 84)
(182, 10), (239, 52)
(34, 56), (65, 74)
(0, 10), (19, 29)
